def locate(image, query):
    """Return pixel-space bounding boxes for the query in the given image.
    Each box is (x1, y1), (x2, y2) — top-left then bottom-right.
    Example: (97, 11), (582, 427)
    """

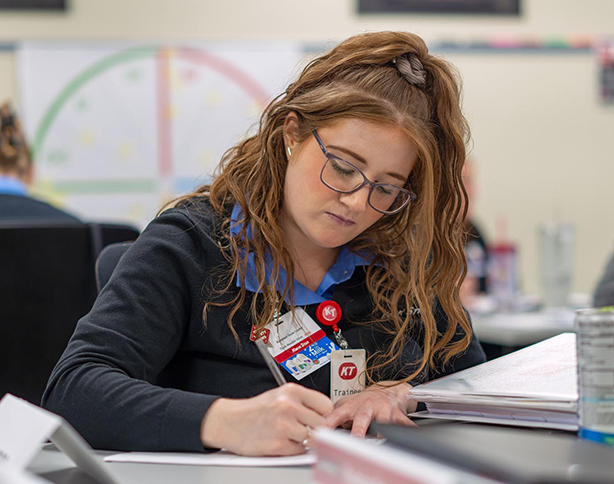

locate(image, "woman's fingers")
(200, 384), (334, 456)
(294, 405), (328, 430)
(292, 383), (334, 416)
(349, 406), (374, 438)
(324, 382), (418, 438)
(324, 405), (352, 429)
(287, 420), (311, 445)
(279, 441), (308, 456)
(267, 434), (307, 456)
(279, 383), (332, 428)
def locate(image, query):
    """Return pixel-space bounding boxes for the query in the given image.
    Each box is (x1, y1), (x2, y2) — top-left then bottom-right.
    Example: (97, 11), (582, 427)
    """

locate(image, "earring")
(286, 146), (292, 158)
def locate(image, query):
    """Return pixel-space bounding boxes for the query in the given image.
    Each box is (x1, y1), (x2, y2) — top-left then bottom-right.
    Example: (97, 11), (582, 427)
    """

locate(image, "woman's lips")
(326, 212), (356, 227)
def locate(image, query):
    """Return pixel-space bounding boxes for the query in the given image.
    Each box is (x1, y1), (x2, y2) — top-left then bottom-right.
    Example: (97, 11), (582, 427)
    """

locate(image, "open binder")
(408, 333), (578, 430)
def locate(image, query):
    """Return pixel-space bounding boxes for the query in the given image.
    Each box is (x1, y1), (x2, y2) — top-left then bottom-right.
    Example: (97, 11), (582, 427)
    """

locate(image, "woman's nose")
(339, 185), (371, 213)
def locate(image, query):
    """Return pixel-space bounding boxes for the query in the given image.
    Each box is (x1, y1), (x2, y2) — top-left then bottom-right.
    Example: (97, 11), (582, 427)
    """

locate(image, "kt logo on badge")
(338, 362), (357, 380)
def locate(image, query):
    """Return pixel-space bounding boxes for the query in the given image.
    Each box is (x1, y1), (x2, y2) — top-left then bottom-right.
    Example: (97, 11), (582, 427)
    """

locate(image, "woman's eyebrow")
(328, 144), (407, 183)
(328, 144), (368, 165)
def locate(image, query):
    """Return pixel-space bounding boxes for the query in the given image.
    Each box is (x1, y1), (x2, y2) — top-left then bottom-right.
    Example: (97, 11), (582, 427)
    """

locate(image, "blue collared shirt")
(230, 204), (369, 305)
(0, 176), (27, 196)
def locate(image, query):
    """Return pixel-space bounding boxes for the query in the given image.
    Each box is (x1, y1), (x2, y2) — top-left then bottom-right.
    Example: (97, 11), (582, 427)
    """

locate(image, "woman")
(43, 31), (486, 456)
(0, 102), (81, 222)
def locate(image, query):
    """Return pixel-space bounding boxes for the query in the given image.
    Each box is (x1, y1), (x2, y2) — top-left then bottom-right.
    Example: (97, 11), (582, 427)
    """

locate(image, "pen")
(254, 338), (287, 386)
(255, 338), (313, 448)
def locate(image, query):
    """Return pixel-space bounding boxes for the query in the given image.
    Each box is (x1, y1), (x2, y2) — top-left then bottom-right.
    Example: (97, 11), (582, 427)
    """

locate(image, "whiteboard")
(18, 42), (304, 228)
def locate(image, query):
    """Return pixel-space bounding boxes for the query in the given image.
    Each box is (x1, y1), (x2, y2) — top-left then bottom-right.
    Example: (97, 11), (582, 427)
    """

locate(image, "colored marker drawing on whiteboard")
(19, 43), (304, 228)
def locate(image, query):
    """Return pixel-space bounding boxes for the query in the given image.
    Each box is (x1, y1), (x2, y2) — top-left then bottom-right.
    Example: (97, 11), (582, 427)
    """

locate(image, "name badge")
(259, 308), (338, 380)
(330, 349), (366, 404)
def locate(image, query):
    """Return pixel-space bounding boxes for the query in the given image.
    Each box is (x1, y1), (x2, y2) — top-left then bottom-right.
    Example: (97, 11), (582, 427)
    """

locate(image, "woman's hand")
(201, 383), (333, 456)
(325, 381), (418, 438)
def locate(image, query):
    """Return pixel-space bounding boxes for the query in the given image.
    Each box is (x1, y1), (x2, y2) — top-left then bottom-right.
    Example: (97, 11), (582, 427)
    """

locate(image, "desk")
(26, 424), (457, 484)
(29, 445), (312, 484)
(28, 420), (613, 484)
(471, 309), (575, 348)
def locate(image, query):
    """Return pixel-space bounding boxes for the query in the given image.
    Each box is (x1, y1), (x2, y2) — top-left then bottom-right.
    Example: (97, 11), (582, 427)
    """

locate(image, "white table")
(471, 309), (576, 348)
(29, 444), (312, 484)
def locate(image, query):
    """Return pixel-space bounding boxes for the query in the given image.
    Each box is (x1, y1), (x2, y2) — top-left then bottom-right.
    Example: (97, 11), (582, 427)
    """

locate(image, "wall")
(0, 0), (613, 296)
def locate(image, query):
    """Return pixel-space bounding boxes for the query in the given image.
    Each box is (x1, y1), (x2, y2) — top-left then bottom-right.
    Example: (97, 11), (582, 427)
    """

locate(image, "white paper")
(410, 411), (578, 431)
(423, 402), (577, 422)
(104, 450), (316, 467)
(410, 333), (577, 401)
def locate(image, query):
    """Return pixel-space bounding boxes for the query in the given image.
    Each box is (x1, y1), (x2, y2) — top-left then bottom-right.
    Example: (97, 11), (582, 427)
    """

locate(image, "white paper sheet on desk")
(104, 450), (316, 467)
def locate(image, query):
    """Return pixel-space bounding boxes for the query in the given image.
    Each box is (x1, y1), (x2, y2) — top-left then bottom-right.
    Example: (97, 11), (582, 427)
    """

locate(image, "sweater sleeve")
(42, 209), (219, 452)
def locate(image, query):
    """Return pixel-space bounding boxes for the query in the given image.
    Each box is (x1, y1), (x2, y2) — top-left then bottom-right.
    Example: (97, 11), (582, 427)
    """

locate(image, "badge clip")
(316, 300), (350, 350)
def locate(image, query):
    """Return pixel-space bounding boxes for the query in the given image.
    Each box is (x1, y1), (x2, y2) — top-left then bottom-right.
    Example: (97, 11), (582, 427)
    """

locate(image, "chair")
(95, 242), (133, 292)
(88, 222), (140, 258)
(0, 222), (140, 404)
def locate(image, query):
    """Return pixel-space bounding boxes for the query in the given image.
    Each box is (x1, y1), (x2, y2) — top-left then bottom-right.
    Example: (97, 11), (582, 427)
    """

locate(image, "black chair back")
(0, 221), (140, 404)
(95, 242), (133, 293)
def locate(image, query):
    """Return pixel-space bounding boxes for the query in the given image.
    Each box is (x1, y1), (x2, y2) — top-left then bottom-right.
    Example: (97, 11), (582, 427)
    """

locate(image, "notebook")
(408, 333), (578, 430)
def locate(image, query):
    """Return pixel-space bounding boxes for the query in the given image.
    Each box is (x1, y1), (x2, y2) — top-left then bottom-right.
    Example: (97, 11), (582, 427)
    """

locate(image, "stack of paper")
(105, 450), (316, 467)
(408, 333), (578, 431)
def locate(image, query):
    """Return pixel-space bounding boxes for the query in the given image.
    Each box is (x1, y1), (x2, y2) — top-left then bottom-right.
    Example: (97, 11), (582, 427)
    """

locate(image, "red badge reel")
(316, 300), (349, 349)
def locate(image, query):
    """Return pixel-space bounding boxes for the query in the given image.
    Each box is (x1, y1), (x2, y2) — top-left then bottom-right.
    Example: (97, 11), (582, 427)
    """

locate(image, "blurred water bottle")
(487, 217), (518, 311)
(488, 242), (518, 311)
(539, 222), (574, 308)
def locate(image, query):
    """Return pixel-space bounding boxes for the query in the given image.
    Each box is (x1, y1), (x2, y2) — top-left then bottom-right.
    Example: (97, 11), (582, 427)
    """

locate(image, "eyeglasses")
(312, 130), (416, 215)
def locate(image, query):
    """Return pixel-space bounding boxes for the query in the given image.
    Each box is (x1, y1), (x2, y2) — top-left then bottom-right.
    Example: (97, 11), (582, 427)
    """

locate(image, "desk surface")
(471, 309), (575, 347)
(28, 421), (447, 484)
(28, 419), (612, 484)
(30, 445), (312, 484)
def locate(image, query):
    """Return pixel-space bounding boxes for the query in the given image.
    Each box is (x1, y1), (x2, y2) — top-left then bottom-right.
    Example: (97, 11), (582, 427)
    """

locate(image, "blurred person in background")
(0, 101), (81, 223)
(460, 158), (489, 307)
(594, 248), (614, 307)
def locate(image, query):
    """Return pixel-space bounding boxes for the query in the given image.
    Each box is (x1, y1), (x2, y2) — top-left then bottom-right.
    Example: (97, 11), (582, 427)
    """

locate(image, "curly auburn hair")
(171, 31), (471, 384)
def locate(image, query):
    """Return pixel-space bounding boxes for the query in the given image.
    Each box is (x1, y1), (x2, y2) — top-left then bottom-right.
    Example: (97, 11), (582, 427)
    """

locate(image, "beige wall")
(1, 0), (613, 296)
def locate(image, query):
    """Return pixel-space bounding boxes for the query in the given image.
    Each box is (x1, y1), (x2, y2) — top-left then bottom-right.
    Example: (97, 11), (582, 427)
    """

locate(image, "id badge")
(259, 308), (338, 381)
(330, 349), (366, 404)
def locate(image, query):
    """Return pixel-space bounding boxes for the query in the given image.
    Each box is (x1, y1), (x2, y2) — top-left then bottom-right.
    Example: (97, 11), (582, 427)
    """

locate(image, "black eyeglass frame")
(312, 129), (416, 215)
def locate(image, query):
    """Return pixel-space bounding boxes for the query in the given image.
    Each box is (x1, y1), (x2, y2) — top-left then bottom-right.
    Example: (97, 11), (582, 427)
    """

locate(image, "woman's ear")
(283, 112), (300, 154)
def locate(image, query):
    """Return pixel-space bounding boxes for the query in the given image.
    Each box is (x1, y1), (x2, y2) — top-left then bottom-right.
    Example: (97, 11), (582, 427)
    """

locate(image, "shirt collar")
(0, 176), (27, 196)
(230, 203), (370, 305)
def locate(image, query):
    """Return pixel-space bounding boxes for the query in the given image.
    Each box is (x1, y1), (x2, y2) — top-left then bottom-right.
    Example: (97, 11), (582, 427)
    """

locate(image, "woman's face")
(280, 117), (418, 253)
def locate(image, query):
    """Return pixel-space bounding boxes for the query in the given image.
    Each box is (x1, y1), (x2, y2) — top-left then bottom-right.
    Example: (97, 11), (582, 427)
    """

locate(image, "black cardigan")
(42, 200), (486, 452)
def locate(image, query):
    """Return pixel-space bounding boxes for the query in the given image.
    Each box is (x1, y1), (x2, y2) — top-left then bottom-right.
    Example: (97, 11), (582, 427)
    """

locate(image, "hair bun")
(393, 53), (426, 87)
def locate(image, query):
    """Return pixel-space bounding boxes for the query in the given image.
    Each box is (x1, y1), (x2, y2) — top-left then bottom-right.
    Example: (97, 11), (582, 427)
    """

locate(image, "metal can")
(575, 307), (614, 446)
